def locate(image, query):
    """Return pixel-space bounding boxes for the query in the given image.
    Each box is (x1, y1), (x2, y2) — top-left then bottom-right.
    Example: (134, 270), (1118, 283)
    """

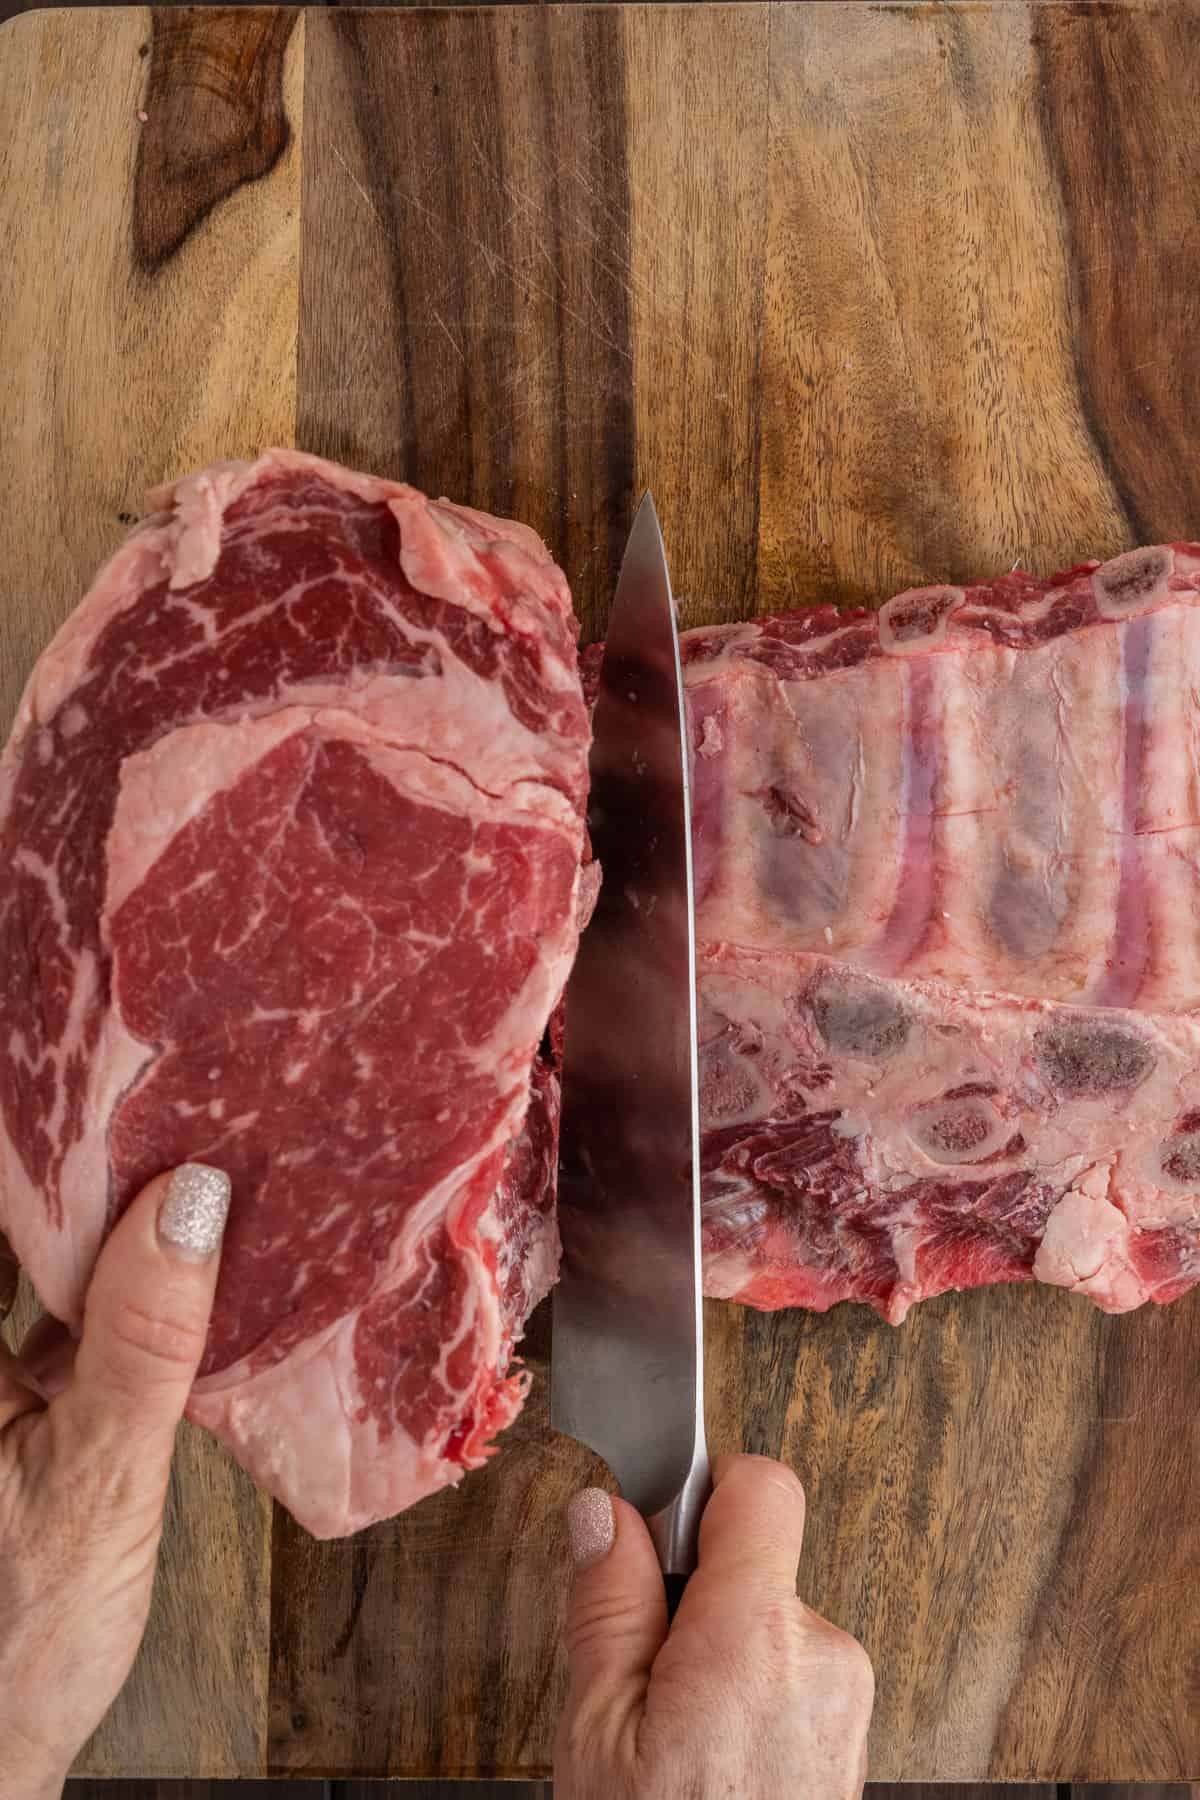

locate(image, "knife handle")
(647, 1437), (711, 1623)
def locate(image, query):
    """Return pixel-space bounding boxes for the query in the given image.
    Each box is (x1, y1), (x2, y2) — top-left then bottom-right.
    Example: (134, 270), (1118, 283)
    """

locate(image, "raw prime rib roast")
(0, 451), (590, 1536)
(4, 443), (1200, 1536)
(687, 546), (1200, 1322)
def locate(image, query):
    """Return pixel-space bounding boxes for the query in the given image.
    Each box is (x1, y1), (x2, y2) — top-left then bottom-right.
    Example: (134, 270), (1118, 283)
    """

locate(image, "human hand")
(0, 1231), (17, 1326)
(0, 1165), (230, 1800)
(555, 1454), (874, 1800)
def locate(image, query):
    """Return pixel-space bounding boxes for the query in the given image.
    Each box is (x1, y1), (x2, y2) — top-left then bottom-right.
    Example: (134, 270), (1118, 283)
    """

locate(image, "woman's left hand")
(0, 1165), (229, 1800)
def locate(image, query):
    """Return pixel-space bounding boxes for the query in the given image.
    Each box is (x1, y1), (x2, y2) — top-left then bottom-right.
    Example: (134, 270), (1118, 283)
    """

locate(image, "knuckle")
(707, 1599), (811, 1697)
(820, 1627), (876, 1708)
(107, 1296), (207, 1376)
(771, 1607), (875, 1708)
(846, 1641), (876, 1708)
(565, 1591), (653, 1666)
(754, 1597), (807, 1663)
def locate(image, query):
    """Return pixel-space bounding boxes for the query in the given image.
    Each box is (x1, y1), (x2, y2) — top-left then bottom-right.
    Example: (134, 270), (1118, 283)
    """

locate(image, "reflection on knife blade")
(552, 494), (710, 1576)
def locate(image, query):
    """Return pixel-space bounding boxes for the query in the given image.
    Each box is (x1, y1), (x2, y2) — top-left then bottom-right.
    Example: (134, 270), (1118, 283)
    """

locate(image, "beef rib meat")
(7, 452), (1199, 1536)
(687, 547), (1200, 1321)
(0, 450), (590, 1537)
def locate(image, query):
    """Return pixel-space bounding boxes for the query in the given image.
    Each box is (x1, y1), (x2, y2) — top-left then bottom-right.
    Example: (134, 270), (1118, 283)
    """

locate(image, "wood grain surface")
(60, 1782), (553, 1800)
(0, 4), (296, 1779)
(59, 1783), (1114, 1800)
(54, 1781), (1200, 1800)
(2, 0), (1200, 1782)
(54, 1782), (1200, 1800)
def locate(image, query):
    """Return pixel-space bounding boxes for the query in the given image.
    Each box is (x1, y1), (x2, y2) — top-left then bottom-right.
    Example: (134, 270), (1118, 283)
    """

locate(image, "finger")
(18, 1313), (78, 1399)
(0, 1231), (41, 1429)
(693, 1453), (808, 1602)
(563, 1488), (668, 1718)
(55, 1163), (231, 1476)
(0, 1337), (45, 1431)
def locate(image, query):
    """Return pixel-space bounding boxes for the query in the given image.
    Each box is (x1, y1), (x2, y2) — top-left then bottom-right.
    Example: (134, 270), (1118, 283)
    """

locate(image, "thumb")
(57, 1163), (231, 1470)
(563, 1488), (668, 1719)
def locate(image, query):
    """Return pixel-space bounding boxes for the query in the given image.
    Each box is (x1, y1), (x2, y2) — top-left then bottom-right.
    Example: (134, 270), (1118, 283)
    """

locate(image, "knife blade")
(552, 493), (710, 1590)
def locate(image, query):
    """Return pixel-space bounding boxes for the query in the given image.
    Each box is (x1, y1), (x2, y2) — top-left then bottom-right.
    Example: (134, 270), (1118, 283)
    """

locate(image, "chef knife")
(552, 493), (710, 1613)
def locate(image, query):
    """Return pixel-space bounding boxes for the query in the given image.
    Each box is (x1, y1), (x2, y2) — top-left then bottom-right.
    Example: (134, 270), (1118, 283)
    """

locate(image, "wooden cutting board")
(2, 1), (1199, 1780)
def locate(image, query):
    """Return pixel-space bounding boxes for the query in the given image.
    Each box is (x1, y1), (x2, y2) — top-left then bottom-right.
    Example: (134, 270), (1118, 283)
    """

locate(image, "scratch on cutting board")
(571, 121), (682, 247)
(430, 308), (467, 365)
(499, 342), (556, 393)
(465, 135), (601, 300)
(488, 386), (554, 446)
(395, 177), (633, 366)
(330, 143), (384, 227)
(464, 126), (685, 341)
(406, 182), (633, 365)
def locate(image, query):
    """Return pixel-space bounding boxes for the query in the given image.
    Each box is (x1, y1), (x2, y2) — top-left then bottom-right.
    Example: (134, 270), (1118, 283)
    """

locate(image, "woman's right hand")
(555, 1454), (874, 1800)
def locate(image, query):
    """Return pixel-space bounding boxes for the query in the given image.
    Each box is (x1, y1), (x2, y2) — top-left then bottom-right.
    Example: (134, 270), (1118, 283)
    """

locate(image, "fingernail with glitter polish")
(158, 1163), (231, 1263)
(567, 1487), (615, 1569)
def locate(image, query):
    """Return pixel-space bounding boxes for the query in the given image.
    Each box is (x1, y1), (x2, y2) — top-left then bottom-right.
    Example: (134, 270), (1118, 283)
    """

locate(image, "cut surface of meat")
(686, 545), (1200, 1322)
(0, 449), (589, 1537)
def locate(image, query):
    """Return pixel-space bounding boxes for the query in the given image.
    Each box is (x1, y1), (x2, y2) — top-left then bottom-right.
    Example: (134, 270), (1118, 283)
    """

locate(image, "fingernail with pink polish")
(567, 1487), (615, 1569)
(158, 1163), (231, 1262)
